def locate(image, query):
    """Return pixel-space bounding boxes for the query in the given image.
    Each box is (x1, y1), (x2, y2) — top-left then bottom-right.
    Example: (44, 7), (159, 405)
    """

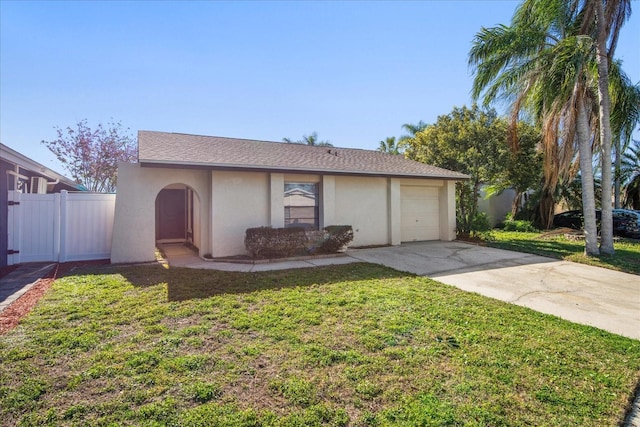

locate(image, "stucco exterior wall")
(192, 191), (202, 250)
(210, 170), (270, 258)
(270, 173), (284, 228)
(111, 164), (461, 263)
(111, 163), (210, 263)
(334, 176), (389, 247)
(439, 180), (457, 241)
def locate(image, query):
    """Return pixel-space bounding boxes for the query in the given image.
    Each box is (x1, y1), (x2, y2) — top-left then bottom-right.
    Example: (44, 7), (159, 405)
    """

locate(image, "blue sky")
(1, 0), (638, 173)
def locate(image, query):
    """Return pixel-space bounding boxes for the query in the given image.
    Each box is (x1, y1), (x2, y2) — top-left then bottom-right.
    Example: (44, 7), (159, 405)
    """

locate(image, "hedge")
(244, 225), (354, 259)
(245, 227), (307, 259)
(320, 225), (354, 253)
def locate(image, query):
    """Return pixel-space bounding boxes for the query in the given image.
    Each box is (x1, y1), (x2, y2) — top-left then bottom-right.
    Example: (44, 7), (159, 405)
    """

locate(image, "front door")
(156, 189), (186, 241)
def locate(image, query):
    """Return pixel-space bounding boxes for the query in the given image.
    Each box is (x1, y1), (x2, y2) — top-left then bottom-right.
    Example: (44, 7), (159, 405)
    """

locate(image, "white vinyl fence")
(7, 190), (116, 265)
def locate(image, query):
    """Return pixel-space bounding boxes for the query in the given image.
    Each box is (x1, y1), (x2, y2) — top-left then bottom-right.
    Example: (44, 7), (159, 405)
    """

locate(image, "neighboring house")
(477, 187), (518, 227)
(110, 131), (469, 263)
(477, 186), (534, 226)
(1, 143), (84, 268)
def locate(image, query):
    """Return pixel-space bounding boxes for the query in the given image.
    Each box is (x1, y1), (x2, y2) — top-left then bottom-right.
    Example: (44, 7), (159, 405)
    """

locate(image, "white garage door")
(401, 186), (440, 242)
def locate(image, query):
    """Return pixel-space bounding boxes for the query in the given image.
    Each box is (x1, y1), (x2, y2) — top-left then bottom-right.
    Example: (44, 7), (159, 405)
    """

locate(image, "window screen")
(284, 182), (319, 229)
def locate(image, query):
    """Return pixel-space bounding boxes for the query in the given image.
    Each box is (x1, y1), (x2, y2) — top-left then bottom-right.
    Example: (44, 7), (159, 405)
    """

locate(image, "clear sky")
(1, 0), (638, 174)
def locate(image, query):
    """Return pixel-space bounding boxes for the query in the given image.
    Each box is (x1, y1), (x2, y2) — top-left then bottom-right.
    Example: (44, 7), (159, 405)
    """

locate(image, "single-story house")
(1, 143), (85, 268)
(110, 131), (469, 263)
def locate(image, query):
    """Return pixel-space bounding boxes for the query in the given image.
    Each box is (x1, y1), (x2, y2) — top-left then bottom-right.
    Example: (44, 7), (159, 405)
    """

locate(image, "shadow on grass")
(489, 237), (640, 275)
(489, 239), (578, 258)
(113, 262), (410, 302)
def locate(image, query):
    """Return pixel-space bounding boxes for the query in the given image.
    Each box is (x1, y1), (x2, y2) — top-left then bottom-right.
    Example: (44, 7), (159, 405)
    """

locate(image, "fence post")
(58, 190), (67, 263)
(7, 191), (21, 265)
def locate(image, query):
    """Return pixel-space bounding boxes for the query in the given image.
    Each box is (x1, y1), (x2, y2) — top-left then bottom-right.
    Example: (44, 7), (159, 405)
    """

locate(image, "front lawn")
(1, 263), (639, 426)
(487, 231), (640, 275)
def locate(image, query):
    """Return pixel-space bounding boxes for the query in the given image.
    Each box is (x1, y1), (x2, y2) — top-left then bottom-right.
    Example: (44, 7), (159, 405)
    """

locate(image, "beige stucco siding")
(334, 176), (389, 247)
(111, 163), (210, 264)
(210, 170), (270, 258)
(439, 180), (456, 241)
(111, 164), (460, 263)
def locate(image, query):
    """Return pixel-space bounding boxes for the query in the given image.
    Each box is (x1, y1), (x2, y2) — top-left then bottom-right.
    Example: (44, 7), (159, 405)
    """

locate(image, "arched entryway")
(155, 184), (201, 250)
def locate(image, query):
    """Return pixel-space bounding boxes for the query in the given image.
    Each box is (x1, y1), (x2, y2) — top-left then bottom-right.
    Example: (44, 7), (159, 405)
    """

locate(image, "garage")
(401, 185), (440, 242)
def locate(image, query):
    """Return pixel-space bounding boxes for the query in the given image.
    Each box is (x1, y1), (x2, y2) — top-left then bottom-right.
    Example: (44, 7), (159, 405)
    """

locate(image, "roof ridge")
(137, 130), (470, 180)
(137, 130), (392, 153)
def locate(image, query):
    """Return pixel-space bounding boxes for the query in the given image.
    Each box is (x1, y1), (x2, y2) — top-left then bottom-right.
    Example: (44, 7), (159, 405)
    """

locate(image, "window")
(284, 182), (319, 229)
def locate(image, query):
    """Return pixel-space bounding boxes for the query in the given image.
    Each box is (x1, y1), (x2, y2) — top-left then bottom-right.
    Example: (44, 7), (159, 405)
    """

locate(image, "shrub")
(503, 220), (538, 233)
(320, 225), (354, 253)
(245, 227), (307, 259)
(470, 212), (492, 232)
(245, 225), (353, 259)
(305, 230), (326, 254)
(458, 212), (494, 241)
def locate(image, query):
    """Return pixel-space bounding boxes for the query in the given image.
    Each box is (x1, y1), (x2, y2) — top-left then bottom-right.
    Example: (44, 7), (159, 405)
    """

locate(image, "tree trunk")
(614, 138), (621, 208)
(538, 192), (554, 229)
(595, 0), (615, 254)
(511, 192), (523, 218)
(576, 97), (600, 256)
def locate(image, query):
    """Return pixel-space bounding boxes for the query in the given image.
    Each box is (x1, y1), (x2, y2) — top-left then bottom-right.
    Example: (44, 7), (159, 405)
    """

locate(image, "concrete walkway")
(0, 263), (56, 313)
(159, 244), (360, 272)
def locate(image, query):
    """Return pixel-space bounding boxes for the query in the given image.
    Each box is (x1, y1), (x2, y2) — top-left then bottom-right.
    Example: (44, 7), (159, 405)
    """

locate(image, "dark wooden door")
(156, 189), (186, 240)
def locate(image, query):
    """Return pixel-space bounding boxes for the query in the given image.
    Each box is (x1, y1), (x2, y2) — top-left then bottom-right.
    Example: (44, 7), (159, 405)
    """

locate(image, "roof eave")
(0, 143), (85, 190)
(138, 159), (470, 180)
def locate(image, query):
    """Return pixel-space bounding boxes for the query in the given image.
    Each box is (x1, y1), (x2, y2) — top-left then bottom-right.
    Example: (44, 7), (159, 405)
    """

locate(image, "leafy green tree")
(41, 119), (136, 193)
(405, 105), (541, 234)
(283, 131), (332, 147)
(378, 136), (402, 155)
(486, 121), (543, 217)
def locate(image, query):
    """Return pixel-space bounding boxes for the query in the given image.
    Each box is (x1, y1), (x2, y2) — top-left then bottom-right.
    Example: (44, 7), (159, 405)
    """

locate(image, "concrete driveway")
(348, 241), (640, 341)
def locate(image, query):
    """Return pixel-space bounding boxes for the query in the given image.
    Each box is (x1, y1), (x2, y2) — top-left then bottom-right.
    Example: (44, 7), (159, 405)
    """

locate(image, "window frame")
(284, 182), (320, 230)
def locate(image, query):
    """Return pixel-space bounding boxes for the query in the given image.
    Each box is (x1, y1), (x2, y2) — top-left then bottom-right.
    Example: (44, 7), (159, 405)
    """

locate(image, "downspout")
(46, 178), (60, 189)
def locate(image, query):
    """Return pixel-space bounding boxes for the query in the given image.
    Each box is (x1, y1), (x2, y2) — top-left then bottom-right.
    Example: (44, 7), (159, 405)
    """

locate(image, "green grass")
(488, 230), (640, 275)
(1, 263), (639, 426)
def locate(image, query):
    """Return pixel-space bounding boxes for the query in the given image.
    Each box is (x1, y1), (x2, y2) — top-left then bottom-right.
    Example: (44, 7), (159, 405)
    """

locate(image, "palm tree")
(469, 0), (635, 255)
(378, 136), (402, 154)
(283, 132), (333, 147)
(576, 0), (631, 253)
(469, 0), (602, 254)
(621, 140), (640, 209)
(609, 61), (640, 208)
(398, 121), (428, 146)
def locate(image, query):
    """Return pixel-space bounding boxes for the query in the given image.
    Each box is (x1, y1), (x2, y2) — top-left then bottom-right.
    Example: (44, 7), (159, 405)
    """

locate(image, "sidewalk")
(0, 263), (56, 313)
(158, 243), (359, 272)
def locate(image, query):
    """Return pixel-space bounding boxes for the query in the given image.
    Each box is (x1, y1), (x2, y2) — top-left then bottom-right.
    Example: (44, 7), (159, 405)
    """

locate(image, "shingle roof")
(138, 131), (469, 180)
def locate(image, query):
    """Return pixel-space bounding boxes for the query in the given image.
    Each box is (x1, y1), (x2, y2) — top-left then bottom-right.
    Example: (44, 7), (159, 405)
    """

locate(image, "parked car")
(553, 210), (582, 229)
(553, 209), (640, 239)
(612, 209), (640, 239)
